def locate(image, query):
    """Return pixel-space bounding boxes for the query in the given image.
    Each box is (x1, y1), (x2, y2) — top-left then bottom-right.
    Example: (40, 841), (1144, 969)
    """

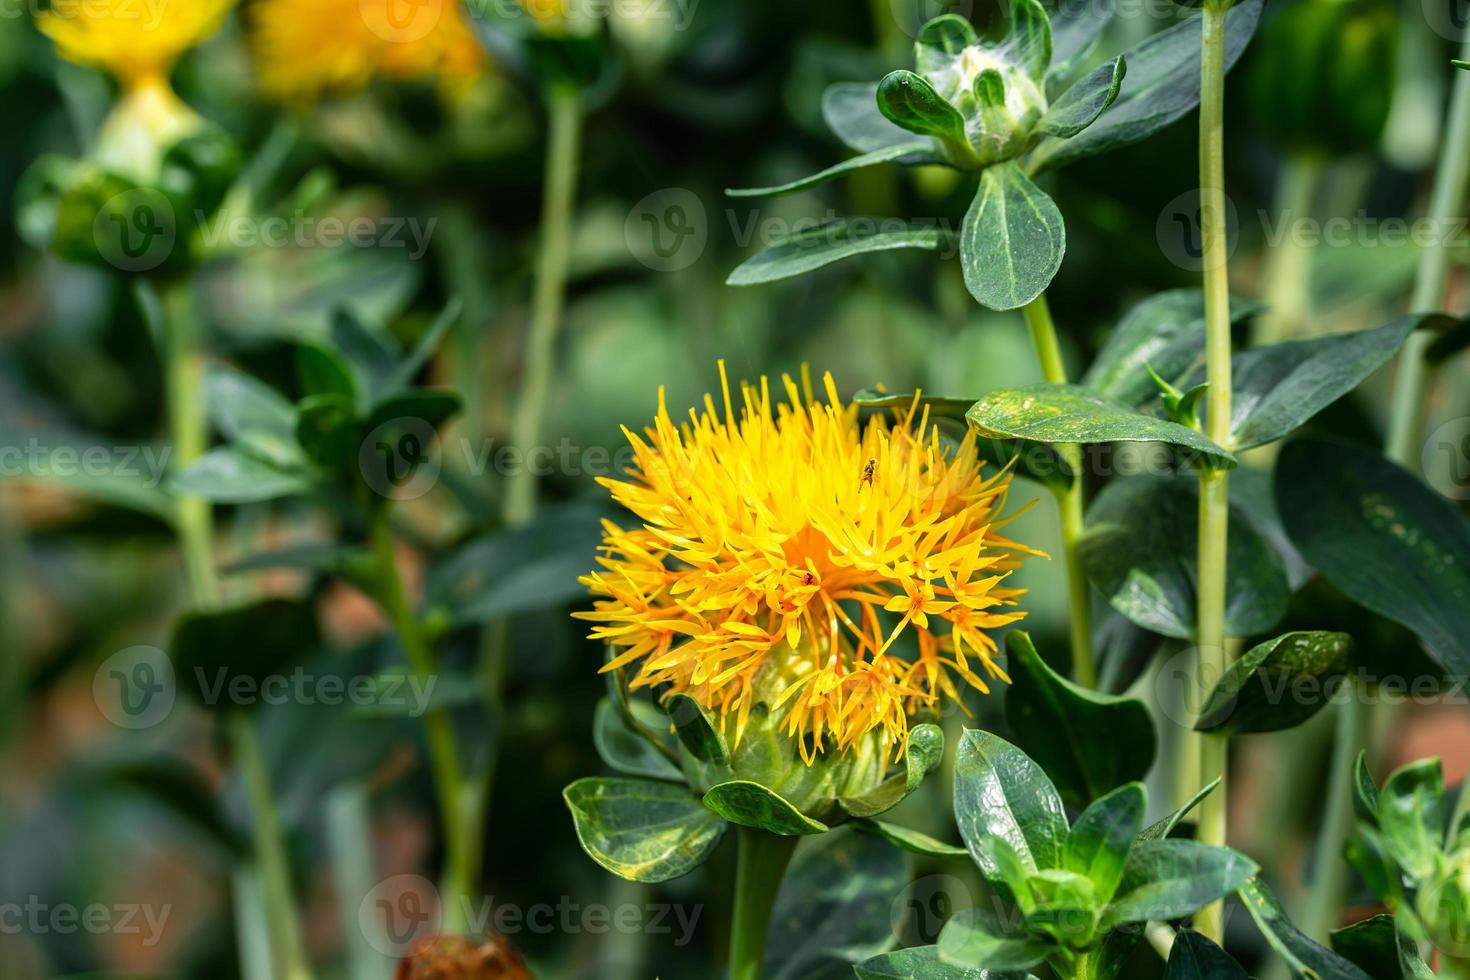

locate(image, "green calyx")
(877, 9), (1052, 170)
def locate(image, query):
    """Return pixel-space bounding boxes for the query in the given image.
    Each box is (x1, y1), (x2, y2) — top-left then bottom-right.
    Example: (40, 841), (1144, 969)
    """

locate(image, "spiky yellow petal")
(578, 367), (1043, 763)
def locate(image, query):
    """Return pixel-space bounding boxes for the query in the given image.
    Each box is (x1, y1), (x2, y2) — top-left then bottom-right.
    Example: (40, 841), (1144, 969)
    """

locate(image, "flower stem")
(1020, 294), (1095, 689)
(505, 84), (582, 527)
(368, 508), (475, 935)
(1192, 1), (1233, 945)
(1298, 690), (1367, 941)
(728, 828), (798, 980)
(159, 278), (312, 980)
(1255, 152), (1324, 346)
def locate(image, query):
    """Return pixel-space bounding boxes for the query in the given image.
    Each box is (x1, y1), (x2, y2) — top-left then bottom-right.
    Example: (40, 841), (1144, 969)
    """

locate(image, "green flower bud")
(1418, 846), (1470, 958)
(1247, 0), (1398, 155)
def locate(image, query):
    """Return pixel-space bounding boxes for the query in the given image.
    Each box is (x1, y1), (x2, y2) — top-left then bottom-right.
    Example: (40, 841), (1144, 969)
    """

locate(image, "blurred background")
(1, 0), (1468, 977)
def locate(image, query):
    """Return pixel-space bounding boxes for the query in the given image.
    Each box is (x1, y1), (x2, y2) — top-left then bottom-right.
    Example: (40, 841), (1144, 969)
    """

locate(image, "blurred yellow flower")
(38, 0), (234, 89)
(578, 366), (1039, 762)
(253, 0), (488, 102)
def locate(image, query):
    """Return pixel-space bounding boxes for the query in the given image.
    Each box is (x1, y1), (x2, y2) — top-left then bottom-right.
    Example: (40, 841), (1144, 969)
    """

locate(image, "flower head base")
(38, 0), (234, 90)
(579, 366), (1039, 765)
(253, 0), (489, 102)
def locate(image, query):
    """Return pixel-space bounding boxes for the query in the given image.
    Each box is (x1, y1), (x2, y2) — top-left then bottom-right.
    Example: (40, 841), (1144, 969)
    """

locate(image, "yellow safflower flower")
(578, 366), (1039, 762)
(252, 0), (488, 102)
(36, 0), (234, 178)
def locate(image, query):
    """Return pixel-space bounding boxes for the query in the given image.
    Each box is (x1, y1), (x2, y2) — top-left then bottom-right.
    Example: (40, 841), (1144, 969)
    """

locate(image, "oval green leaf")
(563, 777), (727, 882)
(960, 163), (1066, 312)
(953, 729), (1068, 886)
(1194, 631), (1355, 735)
(702, 780), (828, 836)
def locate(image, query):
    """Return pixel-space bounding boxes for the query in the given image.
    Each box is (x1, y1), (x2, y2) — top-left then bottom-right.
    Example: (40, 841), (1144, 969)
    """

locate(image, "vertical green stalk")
(1192, 2), (1233, 945)
(1298, 692), (1368, 942)
(505, 84), (583, 527)
(1255, 153), (1324, 346)
(728, 828), (799, 980)
(368, 508), (475, 935)
(1021, 294), (1095, 689)
(161, 278), (313, 980)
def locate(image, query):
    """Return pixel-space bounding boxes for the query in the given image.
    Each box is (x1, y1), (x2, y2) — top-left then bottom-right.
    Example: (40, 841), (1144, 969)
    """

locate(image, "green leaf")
(294, 393), (361, 477)
(856, 819), (969, 859)
(915, 15), (981, 77)
(171, 447), (315, 504)
(1377, 758), (1446, 879)
(841, 723), (944, 818)
(960, 162), (1066, 311)
(877, 70), (969, 144)
(1080, 474), (1288, 639)
(967, 384), (1234, 468)
(702, 780), (828, 835)
(1276, 438), (1470, 676)
(4, 439), (176, 522)
(206, 364), (302, 468)
(953, 729), (1069, 885)
(937, 908), (1051, 971)
(1007, 0), (1053, 81)
(297, 342), (359, 404)
(1029, 0), (1265, 172)
(1003, 631), (1156, 809)
(389, 297), (462, 392)
(1237, 877), (1374, 980)
(563, 777), (727, 882)
(1101, 840), (1258, 930)
(1048, 0), (1115, 81)
(1081, 290), (1263, 407)
(851, 389), (1074, 489)
(592, 698), (682, 782)
(1344, 825), (1410, 911)
(1211, 315), (1450, 450)
(1138, 778), (1222, 843)
(170, 597), (321, 710)
(822, 82), (917, 154)
(666, 692), (730, 768)
(1353, 751), (1380, 825)
(1165, 930), (1247, 979)
(365, 388), (462, 436)
(1063, 782), (1147, 903)
(727, 219), (954, 287)
(1037, 56), (1126, 138)
(856, 944), (1032, 978)
(763, 828), (910, 980)
(1328, 915), (1400, 980)
(1195, 631), (1355, 735)
(727, 141), (938, 198)
(329, 310), (398, 410)
(425, 501), (606, 625)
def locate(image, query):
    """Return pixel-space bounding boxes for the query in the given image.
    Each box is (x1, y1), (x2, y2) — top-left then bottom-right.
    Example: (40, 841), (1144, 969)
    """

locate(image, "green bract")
(564, 665), (948, 882)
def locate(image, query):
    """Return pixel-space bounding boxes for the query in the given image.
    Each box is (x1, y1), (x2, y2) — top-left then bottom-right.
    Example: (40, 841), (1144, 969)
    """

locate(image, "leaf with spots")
(1195, 631), (1355, 735)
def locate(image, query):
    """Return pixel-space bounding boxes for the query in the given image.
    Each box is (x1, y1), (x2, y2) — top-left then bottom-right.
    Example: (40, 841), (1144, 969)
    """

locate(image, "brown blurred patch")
(395, 933), (533, 980)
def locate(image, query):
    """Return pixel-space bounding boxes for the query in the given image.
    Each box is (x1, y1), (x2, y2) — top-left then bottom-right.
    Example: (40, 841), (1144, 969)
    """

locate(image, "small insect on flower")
(577, 364), (1043, 765)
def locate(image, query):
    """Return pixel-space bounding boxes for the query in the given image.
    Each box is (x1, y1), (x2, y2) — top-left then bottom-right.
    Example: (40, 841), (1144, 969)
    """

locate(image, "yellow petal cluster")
(578, 366), (1041, 762)
(38, 0), (235, 89)
(252, 0), (488, 102)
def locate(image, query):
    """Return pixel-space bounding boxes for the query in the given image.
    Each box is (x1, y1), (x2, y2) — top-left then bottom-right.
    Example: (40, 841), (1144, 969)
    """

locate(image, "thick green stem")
(1192, 2), (1232, 945)
(1021, 295), (1095, 689)
(505, 85), (582, 527)
(228, 713), (313, 980)
(369, 510), (476, 935)
(728, 829), (798, 980)
(161, 279), (312, 980)
(1299, 691), (1368, 941)
(1255, 153), (1324, 346)
(1071, 949), (1093, 980)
